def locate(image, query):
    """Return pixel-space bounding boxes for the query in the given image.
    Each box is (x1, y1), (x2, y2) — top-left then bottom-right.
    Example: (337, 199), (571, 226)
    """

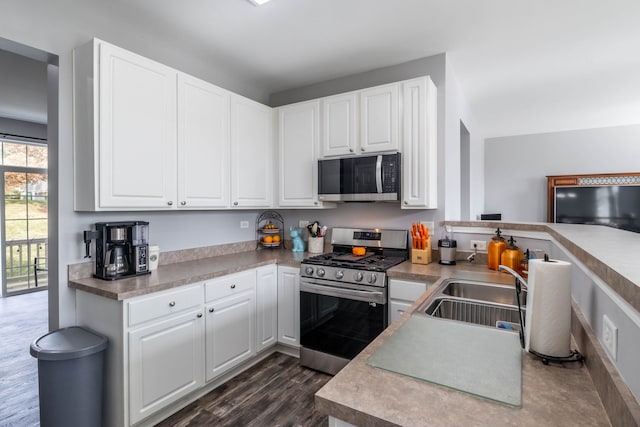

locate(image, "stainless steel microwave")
(318, 152), (401, 202)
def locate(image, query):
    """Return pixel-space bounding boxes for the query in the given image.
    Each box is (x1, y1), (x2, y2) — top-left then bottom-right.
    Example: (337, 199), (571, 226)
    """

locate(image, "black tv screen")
(555, 186), (640, 233)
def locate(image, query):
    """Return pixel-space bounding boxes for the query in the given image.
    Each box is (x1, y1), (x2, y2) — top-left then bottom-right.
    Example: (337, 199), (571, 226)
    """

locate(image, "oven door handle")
(300, 280), (386, 304)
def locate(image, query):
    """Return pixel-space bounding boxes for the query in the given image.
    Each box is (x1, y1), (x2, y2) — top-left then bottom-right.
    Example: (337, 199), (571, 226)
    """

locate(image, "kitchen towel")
(525, 258), (572, 357)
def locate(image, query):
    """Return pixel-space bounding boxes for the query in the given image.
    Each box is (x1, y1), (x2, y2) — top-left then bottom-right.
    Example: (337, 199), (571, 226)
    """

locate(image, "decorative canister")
(308, 237), (324, 254)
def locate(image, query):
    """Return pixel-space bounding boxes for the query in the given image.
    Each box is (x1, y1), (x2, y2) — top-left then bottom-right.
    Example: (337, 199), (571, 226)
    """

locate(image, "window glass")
(27, 145), (48, 168)
(2, 142), (27, 167)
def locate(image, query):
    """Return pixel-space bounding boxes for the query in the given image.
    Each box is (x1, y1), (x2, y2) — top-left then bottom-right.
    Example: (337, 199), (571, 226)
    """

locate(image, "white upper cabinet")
(177, 74), (230, 208)
(74, 39), (178, 210)
(74, 38), (274, 211)
(359, 83), (400, 153)
(230, 94), (273, 208)
(401, 76), (438, 209)
(277, 100), (322, 207)
(321, 92), (358, 157)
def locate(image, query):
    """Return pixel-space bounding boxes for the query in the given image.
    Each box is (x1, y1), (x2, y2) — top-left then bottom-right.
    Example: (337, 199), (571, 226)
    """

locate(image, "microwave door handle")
(376, 155), (383, 193)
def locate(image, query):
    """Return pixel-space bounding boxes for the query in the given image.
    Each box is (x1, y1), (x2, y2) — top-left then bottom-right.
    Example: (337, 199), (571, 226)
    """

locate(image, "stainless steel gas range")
(299, 227), (409, 375)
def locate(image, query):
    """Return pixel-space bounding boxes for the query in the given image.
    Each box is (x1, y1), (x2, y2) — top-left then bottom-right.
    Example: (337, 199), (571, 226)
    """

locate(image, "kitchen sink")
(441, 279), (527, 307)
(414, 279), (526, 331)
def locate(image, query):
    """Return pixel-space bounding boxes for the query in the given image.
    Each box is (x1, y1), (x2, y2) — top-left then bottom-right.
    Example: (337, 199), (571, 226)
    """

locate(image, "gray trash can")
(30, 326), (108, 427)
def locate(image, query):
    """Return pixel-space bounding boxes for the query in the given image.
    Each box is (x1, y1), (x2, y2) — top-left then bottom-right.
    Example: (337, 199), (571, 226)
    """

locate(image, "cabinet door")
(389, 300), (413, 324)
(321, 92), (358, 157)
(230, 95), (273, 208)
(98, 42), (178, 208)
(205, 290), (256, 381)
(129, 309), (204, 425)
(256, 265), (278, 352)
(359, 83), (399, 153)
(177, 74), (230, 208)
(277, 101), (321, 207)
(277, 266), (300, 347)
(402, 76), (438, 209)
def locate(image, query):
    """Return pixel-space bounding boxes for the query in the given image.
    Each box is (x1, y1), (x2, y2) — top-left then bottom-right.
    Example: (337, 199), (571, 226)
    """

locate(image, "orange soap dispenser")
(487, 227), (507, 270)
(500, 236), (523, 273)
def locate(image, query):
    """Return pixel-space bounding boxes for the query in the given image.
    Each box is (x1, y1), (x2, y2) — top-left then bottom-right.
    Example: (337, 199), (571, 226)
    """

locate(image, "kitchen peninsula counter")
(315, 283), (611, 426)
(317, 222), (640, 426)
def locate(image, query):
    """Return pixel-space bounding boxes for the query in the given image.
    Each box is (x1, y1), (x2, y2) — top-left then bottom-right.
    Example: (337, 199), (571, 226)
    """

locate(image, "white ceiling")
(6, 0), (640, 138)
(110, 0), (640, 138)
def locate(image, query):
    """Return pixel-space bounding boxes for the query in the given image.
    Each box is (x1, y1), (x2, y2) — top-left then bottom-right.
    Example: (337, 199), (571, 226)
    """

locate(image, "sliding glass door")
(0, 140), (48, 296)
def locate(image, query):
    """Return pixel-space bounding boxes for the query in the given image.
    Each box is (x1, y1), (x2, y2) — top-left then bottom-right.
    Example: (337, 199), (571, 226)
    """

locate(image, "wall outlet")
(240, 221), (249, 229)
(420, 221), (435, 237)
(470, 240), (487, 251)
(602, 314), (618, 360)
(299, 220), (309, 228)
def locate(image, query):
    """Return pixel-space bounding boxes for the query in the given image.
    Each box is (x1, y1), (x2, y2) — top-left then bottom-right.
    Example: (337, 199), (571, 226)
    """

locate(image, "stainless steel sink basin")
(422, 297), (522, 330)
(441, 280), (527, 307)
(413, 279), (526, 331)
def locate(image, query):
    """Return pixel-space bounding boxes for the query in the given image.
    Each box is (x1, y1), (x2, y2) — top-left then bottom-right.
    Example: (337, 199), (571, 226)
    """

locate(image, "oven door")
(299, 278), (387, 372)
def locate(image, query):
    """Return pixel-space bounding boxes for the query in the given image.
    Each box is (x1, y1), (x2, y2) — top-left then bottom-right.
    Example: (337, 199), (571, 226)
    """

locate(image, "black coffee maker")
(84, 221), (150, 280)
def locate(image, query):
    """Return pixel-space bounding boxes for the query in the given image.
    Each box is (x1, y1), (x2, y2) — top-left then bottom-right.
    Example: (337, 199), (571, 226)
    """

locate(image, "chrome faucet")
(498, 265), (528, 290)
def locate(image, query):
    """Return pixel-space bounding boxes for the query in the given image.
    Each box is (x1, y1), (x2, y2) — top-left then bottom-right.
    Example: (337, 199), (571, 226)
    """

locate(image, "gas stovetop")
(299, 227), (409, 286)
(302, 251), (407, 272)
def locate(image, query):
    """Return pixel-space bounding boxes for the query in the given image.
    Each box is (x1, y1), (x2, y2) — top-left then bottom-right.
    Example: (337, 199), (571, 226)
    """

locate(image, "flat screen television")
(554, 185), (640, 233)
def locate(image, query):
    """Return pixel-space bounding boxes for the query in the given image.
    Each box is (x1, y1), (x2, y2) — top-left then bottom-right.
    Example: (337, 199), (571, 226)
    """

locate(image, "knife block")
(411, 236), (432, 264)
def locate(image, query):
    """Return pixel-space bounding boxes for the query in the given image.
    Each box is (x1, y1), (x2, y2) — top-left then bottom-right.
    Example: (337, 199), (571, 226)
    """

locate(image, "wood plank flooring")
(157, 352), (332, 427)
(0, 291), (331, 427)
(0, 290), (48, 427)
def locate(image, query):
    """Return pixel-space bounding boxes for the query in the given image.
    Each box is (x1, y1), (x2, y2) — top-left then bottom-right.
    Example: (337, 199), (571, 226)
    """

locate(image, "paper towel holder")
(499, 263), (584, 366)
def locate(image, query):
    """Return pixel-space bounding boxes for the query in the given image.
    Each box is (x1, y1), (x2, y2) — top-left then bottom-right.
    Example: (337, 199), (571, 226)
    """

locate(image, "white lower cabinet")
(388, 278), (430, 324)
(127, 283), (205, 425)
(256, 265), (278, 352)
(76, 264), (289, 426)
(129, 309), (205, 425)
(204, 270), (257, 381)
(277, 265), (300, 347)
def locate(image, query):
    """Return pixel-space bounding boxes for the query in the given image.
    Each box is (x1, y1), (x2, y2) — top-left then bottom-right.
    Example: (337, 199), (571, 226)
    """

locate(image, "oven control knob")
(354, 272), (364, 282)
(368, 274), (377, 284)
(335, 270), (344, 279)
(305, 266), (314, 275)
(317, 268), (326, 277)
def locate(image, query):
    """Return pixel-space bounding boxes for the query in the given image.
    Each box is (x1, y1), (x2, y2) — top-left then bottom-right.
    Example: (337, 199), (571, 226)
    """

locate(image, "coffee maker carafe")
(84, 221), (150, 280)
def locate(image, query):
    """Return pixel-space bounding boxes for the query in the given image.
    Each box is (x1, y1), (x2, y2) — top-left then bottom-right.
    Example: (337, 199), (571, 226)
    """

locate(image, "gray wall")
(0, 117), (47, 140)
(484, 124), (640, 222)
(0, 49), (48, 124)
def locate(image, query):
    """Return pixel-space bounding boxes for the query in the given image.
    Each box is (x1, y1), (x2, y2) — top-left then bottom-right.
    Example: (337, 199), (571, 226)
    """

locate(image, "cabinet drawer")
(128, 284), (203, 327)
(205, 270), (256, 302)
(389, 279), (428, 302)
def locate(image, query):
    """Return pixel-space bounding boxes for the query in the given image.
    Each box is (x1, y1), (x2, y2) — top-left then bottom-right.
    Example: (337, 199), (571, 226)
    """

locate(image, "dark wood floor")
(0, 291), (331, 427)
(0, 290), (48, 427)
(157, 352), (332, 427)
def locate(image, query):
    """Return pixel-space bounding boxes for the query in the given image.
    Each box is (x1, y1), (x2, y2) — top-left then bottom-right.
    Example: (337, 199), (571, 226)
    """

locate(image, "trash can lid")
(30, 326), (108, 360)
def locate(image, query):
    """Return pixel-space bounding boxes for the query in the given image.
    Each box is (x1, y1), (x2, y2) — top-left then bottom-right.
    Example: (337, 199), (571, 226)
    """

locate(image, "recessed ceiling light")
(248, 0), (271, 5)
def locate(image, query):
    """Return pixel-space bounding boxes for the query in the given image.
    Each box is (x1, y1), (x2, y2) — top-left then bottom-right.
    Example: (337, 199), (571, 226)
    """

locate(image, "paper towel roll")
(524, 258), (572, 357)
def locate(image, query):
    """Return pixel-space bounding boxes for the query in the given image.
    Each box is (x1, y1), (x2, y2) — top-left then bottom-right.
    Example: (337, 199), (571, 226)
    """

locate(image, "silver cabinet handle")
(361, 147), (365, 151)
(197, 313), (203, 318)
(404, 200), (408, 205)
(209, 307), (215, 313)
(230, 284), (236, 289)
(169, 301), (176, 307)
(180, 201), (186, 206)
(349, 148), (354, 152)
(167, 201), (173, 206)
